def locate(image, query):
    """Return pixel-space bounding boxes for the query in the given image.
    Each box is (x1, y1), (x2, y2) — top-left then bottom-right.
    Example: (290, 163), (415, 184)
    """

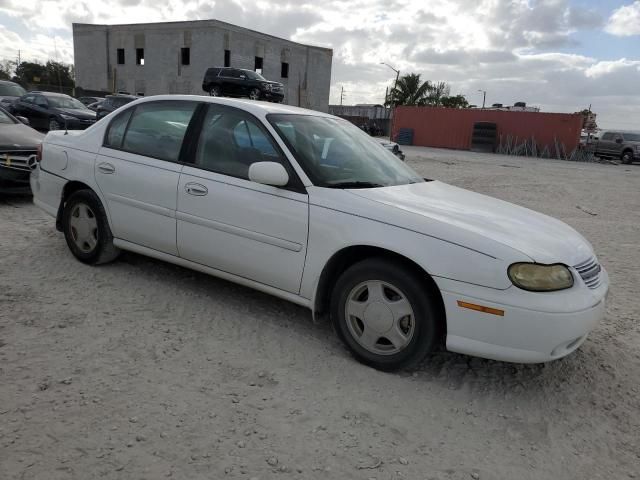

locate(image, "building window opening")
(136, 48), (145, 65)
(117, 49), (125, 65)
(281, 62), (289, 78)
(181, 47), (190, 65)
(254, 56), (263, 75)
(224, 50), (230, 67)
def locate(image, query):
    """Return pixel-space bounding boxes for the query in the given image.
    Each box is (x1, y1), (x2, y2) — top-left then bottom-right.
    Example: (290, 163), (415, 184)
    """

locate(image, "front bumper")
(435, 267), (609, 363)
(0, 165), (31, 194)
(263, 91), (284, 102)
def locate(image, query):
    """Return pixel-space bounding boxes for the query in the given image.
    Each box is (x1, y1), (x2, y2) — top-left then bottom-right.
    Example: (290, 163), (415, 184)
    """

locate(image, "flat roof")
(73, 19), (333, 53)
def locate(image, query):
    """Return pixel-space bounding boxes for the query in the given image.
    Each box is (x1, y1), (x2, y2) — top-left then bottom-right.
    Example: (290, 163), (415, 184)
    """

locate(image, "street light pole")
(381, 62), (400, 140)
(478, 89), (487, 109)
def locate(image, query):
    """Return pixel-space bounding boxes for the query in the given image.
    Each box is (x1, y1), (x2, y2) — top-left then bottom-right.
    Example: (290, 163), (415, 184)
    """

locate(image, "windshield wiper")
(324, 181), (385, 189)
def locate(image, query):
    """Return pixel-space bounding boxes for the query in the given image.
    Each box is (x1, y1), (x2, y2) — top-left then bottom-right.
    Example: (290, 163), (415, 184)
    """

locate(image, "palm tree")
(388, 73), (431, 106)
(426, 81), (450, 106)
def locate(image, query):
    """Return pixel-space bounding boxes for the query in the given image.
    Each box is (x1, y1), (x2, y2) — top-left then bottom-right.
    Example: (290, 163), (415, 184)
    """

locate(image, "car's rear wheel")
(330, 258), (442, 371)
(209, 86), (220, 97)
(49, 118), (61, 131)
(621, 150), (633, 164)
(249, 88), (261, 100)
(62, 189), (120, 265)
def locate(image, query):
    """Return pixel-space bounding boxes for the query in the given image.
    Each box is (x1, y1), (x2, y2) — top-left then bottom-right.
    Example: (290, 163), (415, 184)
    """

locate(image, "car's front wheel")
(249, 88), (261, 100)
(331, 258), (442, 371)
(62, 189), (120, 265)
(49, 118), (62, 131)
(209, 86), (221, 97)
(621, 150), (633, 164)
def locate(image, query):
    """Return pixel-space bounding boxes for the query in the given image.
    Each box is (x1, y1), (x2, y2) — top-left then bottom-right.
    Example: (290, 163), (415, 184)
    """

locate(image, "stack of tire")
(396, 128), (414, 146)
(471, 122), (497, 153)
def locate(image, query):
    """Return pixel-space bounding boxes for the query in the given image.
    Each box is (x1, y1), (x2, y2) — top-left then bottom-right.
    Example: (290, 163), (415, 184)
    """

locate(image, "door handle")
(185, 182), (208, 196)
(97, 162), (115, 174)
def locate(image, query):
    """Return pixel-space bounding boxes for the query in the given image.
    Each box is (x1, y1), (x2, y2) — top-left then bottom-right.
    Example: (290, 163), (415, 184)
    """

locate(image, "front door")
(95, 100), (199, 255)
(177, 103), (309, 293)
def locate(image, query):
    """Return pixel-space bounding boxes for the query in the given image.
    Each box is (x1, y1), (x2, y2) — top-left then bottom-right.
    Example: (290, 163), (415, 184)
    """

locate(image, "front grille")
(0, 151), (37, 172)
(574, 256), (602, 289)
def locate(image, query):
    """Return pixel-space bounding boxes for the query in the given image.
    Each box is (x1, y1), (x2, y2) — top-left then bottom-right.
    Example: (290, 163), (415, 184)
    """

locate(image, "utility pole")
(380, 62), (400, 140)
(340, 86), (345, 106)
(17, 49), (21, 66)
(478, 89), (487, 109)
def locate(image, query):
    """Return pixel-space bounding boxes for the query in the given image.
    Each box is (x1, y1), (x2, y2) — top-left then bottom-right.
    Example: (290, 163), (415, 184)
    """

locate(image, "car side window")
(104, 109), (134, 149)
(195, 105), (286, 180)
(120, 101), (197, 162)
(601, 132), (613, 141)
(22, 95), (35, 104)
(34, 96), (48, 107)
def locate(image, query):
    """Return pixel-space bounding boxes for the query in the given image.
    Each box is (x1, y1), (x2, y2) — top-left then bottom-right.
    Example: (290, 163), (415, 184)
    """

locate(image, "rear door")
(598, 132), (615, 156)
(95, 100), (199, 255)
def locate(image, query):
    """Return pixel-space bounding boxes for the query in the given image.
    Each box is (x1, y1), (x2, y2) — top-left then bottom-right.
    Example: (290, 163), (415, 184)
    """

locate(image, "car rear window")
(120, 101), (197, 162)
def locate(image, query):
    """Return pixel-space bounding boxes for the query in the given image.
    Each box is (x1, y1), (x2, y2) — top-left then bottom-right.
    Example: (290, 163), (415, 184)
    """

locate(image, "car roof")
(127, 94), (335, 118)
(0, 80), (20, 85)
(39, 91), (72, 98)
(107, 94), (138, 99)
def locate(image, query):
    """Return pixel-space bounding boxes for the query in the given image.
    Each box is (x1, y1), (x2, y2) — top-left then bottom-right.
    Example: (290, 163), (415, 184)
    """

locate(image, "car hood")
(0, 123), (45, 150)
(349, 181), (594, 265)
(54, 108), (96, 119)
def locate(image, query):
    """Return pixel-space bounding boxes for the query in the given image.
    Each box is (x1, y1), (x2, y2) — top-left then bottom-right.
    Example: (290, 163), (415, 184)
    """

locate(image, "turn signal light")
(457, 300), (504, 316)
(36, 143), (42, 162)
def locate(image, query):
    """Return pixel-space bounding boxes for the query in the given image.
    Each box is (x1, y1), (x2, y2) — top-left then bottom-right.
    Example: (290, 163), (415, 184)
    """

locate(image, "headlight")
(508, 263), (573, 292)
(59, 114), (76, 120)
(262, 83), (272, 91)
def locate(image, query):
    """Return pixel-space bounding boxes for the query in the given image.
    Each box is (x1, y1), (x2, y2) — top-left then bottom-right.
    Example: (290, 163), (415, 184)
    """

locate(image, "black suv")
(95, 94), (139, 120)
(202, 68), (284, 102)
(11, 91), (96, 131)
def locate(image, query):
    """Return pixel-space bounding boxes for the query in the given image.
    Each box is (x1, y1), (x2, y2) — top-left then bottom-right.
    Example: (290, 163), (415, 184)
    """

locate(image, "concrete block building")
(72, 20), (333, 112)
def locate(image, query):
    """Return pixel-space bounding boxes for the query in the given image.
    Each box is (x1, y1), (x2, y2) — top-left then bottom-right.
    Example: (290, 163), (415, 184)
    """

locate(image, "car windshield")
(0, 83), (26, 97)
(244, 71), (266, 81)
(623, 133), (640, 141)
(0, 108), (16, 124)
(47, 96), (87, 109)
(268, 114), (423, 188)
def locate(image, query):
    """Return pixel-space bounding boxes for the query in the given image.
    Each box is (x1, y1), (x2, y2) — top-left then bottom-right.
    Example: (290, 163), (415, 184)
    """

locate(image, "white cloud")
(605, 1), (640, 36)
(0, 0), (638, 128)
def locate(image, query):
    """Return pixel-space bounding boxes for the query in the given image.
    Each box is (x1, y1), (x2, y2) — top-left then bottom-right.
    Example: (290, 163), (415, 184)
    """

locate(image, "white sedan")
(31, 95), (609, 370)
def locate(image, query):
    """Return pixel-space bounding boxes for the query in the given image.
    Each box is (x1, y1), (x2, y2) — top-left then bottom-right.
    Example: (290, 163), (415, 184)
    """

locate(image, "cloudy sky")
(1, 0), (639, 128)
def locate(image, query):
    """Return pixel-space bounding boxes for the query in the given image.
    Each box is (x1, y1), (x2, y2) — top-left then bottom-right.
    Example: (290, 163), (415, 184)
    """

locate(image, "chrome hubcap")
(250, 90), (259, 100)
(210, 88), (218, 97)
(345, 280), (415, 355)
(69, 203), (98, 253)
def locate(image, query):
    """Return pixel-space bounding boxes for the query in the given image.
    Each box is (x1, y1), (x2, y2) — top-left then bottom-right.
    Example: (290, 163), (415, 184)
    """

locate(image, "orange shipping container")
(392, 106), (583, 152)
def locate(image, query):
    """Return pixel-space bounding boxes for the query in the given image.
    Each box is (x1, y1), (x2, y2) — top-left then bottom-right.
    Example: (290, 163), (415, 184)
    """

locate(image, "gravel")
(1, 147), (639, 479)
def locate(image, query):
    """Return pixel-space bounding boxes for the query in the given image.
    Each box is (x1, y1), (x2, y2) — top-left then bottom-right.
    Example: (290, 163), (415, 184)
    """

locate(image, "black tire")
(62, 189), (120, 265)
(330, 258), (443, 371)
(209, 86), (221, 97)
(621, 150), (633, 164)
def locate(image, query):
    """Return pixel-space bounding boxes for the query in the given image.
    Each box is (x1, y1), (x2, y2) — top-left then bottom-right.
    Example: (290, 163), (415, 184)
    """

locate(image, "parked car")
(0, 106), (44, 193)
(11, 92), (96, 131)
(594, 130), (640, 164)
(377, 138), (405, 160)
(87, 101), (103, 112)
(31, 95), (608, 371)
(77, 96), (103, 107)
(0, 80), (27, 110)
(95, 94), (138, 120)
(202, 67), (284, 102)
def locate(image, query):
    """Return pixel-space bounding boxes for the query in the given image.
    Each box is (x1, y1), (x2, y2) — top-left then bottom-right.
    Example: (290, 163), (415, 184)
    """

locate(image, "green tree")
(0, 60), (14, 80)
(15, 61), (47, 84)
(388, 73), (432, 106)
(14, 60), (74, 88)
(425, 81), (450, 106)
(440, 94), (470, 109)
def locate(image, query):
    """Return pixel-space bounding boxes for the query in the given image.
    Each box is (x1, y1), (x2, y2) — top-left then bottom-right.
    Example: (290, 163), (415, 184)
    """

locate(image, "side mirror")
(16, 116), (29, 125)
(615, 138), (623, 144)
(248, 162), (289, 187)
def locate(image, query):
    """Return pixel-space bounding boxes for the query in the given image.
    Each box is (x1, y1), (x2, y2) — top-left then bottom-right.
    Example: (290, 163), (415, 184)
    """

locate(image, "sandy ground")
(1, 147), (639, 480)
